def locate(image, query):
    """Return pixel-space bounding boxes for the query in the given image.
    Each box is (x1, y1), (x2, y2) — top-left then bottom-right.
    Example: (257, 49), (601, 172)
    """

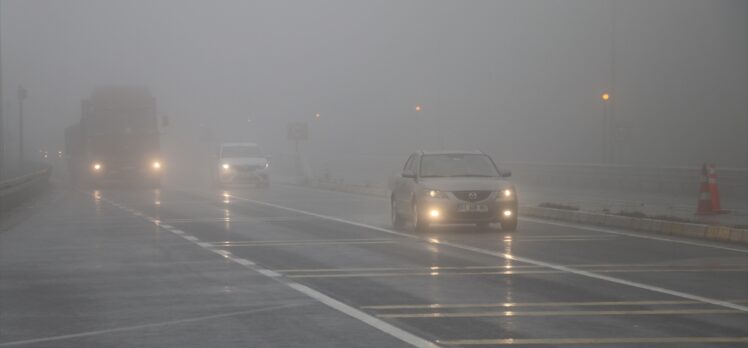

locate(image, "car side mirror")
(499, 170), (511, 178)
(402, 169), (416, 179)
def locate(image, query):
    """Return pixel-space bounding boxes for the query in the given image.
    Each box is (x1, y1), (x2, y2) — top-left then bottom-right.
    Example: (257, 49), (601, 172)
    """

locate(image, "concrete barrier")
(0, 167), (52, 216)
(520, 206), (747, 245)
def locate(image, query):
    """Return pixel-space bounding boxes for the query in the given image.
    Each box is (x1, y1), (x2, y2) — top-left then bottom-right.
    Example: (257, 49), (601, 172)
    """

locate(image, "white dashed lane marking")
(91, 192), (438, 348)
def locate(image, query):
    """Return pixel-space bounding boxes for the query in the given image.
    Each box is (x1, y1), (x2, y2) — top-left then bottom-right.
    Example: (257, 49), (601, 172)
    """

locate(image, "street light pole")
(415, 104), (445, 150)
(601, 92), (611, 164)
(0, 4), (4, 177)
(18, 85), (27, 170)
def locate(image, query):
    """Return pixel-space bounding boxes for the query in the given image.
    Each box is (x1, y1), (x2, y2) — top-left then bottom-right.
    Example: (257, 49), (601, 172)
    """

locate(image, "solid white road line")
(257, 269), (282, 278)
(232, 258), (255, 266)
(288, 282), (439, 348)
(0, 303), (311, 347)
(223, 192), (748, 312)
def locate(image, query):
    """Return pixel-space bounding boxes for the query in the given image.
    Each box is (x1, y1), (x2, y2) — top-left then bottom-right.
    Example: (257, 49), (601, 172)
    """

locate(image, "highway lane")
(0, 188), (413, 348)
(1, 184), (747, 347)
(101, 184), (748, 345)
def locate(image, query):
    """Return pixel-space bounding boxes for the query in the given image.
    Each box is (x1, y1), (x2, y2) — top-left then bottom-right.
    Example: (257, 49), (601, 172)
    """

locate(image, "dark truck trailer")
(64, 86), (163, 188)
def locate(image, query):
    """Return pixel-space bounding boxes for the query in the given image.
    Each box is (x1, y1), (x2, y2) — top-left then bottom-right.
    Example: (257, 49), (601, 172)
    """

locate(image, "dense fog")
(1, 0), (746, 184)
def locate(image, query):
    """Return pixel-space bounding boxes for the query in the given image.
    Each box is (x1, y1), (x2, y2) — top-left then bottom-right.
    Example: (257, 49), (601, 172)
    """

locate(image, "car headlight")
(426, 189), (448, 199)
(152, 161), (162, 170)
(92, 162), (102, 171)
(222, 163), (230, 170)
(502, 189), (513, 198)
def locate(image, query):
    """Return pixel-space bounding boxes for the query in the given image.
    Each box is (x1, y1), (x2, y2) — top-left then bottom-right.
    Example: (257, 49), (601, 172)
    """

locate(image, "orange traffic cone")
(695, 163), (728, 215)
(695, 164), (712, 215)
(707, 163), (729, 214)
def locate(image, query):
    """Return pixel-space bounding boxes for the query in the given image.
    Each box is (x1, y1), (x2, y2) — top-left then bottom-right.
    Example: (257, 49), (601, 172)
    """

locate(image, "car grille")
(453, 191), (492, 202)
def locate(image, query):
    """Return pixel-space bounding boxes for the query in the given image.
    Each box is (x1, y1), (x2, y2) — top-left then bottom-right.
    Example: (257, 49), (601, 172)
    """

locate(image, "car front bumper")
(419, 197), (517, 224)
(219, 170), (268, 184)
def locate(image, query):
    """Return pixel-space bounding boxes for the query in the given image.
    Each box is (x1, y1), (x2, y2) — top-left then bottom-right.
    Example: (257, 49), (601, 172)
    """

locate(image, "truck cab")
(216, 143), (271, 188)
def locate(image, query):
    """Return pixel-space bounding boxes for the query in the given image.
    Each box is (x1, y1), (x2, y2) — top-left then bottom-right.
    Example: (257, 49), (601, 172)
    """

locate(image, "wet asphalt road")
(1, 184), (747, 347)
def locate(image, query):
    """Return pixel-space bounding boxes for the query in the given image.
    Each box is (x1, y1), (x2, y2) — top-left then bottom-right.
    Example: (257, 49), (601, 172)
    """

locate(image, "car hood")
(420, 177), (511, 192)
(221, 157), (268, 166)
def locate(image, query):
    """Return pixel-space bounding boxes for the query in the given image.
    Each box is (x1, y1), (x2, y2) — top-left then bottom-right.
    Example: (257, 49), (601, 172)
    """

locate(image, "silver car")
(215, 143), (271, 188)
(390, 151), (517, 232)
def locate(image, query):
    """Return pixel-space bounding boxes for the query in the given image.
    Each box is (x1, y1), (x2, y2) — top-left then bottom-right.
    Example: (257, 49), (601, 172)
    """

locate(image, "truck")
(65, 86), (163, 188)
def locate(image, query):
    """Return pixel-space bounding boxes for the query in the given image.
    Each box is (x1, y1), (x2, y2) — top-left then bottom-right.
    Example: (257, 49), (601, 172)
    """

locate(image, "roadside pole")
(0, 3), (4, 178)
(18, 86), (26, 171)
(287, 121), (309, 184)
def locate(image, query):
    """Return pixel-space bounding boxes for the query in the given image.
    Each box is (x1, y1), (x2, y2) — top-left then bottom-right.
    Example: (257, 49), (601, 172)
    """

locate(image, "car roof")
(418, 150), (486, 156)
(221, 142), (259, 147)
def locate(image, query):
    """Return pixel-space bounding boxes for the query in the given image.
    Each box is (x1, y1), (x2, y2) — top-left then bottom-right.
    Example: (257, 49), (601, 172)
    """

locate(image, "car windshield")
(420, 154), (499, 178)
(221, 146), (262, 158)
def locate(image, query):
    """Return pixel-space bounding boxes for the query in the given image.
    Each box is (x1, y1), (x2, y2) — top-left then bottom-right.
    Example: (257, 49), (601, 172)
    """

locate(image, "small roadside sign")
(287, 121), (308, 141)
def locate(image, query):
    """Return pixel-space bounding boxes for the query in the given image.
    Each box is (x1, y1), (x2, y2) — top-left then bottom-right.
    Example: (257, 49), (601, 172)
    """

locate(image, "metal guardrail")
(0, 167), (52, 215)
(503, 162), (748, 200)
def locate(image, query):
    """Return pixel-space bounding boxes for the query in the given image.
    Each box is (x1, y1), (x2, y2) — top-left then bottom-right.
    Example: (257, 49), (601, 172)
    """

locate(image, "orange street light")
(415, 104), (422, 112)
(601, 93), (610, 101)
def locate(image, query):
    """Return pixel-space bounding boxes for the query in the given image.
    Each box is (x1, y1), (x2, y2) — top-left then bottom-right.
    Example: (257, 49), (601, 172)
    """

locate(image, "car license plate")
(457, 203), (488, 212)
